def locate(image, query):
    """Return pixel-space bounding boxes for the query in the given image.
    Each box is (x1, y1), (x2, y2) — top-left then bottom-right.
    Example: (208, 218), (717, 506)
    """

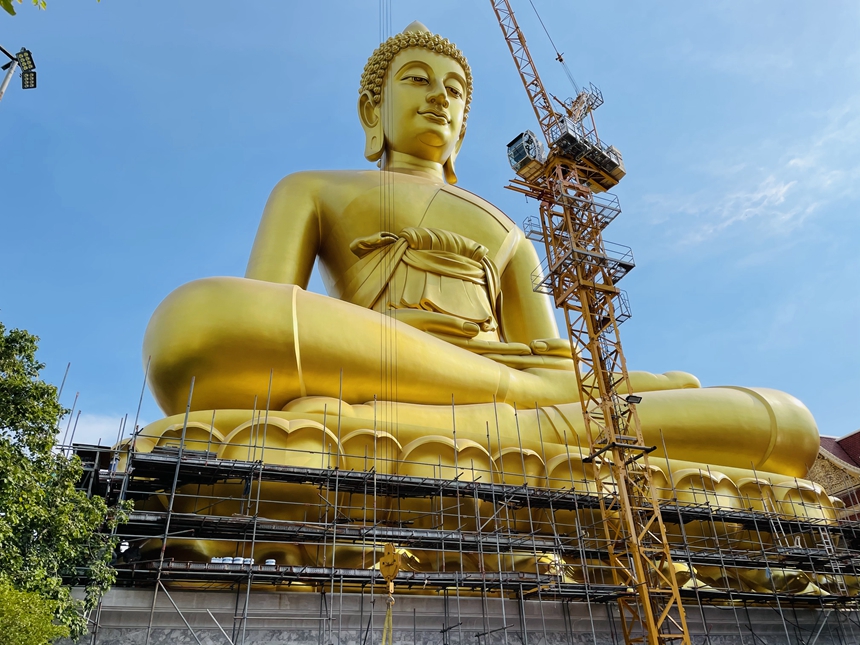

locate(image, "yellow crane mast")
(489, 2), (692, 644)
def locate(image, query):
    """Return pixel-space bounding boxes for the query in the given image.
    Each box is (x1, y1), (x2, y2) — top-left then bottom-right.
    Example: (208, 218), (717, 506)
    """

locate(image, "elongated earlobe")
(443, 126), (466, 184)
(443, 158), (457, 184)
(365, 127), (384, 163)
(358, 91), (384, 162)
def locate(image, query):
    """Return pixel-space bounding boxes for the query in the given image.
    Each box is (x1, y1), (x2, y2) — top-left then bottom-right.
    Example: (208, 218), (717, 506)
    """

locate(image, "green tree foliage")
(1, 0), (102, 16)
(0, 581), (68, 645)
(0, 0), (46, 17)
(0, 323), (131, 641)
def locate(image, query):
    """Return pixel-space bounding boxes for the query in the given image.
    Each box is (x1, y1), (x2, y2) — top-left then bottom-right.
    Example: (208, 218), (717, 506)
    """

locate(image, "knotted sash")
(339, 227), (501, 332)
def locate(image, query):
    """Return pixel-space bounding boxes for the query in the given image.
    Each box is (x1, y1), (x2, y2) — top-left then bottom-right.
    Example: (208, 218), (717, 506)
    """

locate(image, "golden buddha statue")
(135, 22), (833, 571)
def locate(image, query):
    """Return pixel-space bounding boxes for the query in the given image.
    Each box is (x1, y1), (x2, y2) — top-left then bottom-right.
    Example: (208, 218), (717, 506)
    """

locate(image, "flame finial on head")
(402, 20), (430, 34)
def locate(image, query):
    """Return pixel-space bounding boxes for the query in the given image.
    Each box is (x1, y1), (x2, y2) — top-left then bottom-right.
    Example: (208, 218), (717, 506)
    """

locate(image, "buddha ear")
(358, 90), (384, 163)
(443, 124), (466, 185)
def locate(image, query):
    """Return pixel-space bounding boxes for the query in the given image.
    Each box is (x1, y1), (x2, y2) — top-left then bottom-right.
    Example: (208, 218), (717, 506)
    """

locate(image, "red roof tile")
(837, 429), (860, 465)
(821, 435), (859, 467)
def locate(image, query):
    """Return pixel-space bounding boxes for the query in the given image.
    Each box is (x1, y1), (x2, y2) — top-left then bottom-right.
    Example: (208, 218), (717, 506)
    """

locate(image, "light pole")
(0, 57), (18, 102)
(0, 44), (37, 104)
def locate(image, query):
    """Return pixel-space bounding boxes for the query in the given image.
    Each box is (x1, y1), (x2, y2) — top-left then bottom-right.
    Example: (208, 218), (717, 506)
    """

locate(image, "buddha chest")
(318, 172), (517, 292)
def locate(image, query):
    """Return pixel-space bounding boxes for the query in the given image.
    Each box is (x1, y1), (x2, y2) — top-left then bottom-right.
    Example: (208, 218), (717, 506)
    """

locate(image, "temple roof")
(813, 432), (860, 503)
(818, 429), (860, 470)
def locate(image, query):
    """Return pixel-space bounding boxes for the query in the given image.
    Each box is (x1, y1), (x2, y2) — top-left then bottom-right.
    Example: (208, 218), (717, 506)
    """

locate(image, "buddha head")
(358, 21), (473, 183)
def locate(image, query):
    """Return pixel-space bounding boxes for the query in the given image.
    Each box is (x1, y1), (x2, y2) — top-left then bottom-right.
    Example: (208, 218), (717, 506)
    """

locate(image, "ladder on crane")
(489, 2), (692, 644)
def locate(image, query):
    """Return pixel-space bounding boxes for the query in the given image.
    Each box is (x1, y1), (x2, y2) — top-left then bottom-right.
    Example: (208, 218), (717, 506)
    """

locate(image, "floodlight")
(21, 70), (36, 89)
(624, 394), (643, 405)
(16, 48), (35, 72)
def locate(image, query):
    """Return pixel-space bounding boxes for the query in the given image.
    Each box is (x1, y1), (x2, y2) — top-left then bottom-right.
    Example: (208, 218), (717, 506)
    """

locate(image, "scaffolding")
(69, 419), (860, 644)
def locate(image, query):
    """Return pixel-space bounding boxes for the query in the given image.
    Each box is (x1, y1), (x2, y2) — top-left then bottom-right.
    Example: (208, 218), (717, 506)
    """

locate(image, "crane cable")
(527, 0), (580, 94)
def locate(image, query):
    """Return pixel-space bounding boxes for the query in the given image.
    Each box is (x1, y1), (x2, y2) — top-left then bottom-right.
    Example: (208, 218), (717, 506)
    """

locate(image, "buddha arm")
(498, 234), (561, 345)
(245, 172), (321, 286)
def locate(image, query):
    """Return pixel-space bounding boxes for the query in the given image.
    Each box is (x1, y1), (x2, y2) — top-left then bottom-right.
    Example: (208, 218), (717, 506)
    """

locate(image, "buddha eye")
(406, 75), (429, 84)
(447, 86), (463, 99)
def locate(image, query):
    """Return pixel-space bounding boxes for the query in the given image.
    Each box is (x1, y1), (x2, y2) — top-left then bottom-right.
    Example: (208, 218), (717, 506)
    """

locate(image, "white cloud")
(680, 176), (808, 245)
(57, 412), (145, 448)
(706, 49), (794, 79)
(645, 95), (860, 246)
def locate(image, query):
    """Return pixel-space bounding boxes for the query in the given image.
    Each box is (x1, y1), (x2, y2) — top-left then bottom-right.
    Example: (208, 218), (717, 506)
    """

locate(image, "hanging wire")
(527, 0), (580, 94)
(377, 0), (399, 509)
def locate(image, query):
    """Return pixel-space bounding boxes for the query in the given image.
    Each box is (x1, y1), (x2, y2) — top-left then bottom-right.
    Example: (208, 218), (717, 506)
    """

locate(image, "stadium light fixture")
(21, 70), (36, 89)
(16, 48), (35, 72)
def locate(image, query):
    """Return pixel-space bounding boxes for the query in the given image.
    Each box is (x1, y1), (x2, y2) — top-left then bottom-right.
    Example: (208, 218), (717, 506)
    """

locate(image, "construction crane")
(489, 2), (692, 644)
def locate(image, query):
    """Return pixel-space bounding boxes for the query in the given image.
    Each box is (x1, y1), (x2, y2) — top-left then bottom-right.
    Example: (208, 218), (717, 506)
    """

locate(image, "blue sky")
(2, 1), (858, 445)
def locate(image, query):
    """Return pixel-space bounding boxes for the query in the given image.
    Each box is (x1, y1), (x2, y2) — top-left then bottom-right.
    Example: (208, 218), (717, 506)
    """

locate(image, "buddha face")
(360, 47), (468, 170)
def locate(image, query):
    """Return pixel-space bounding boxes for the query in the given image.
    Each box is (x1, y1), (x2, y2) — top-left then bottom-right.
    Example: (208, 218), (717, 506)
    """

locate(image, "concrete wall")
(68, 587), (856, 645)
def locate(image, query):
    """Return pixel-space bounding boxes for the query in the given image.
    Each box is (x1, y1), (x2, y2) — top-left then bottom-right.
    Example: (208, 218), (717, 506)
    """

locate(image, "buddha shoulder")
(266, 170), (377, 203)
(266, 170), (426, 213)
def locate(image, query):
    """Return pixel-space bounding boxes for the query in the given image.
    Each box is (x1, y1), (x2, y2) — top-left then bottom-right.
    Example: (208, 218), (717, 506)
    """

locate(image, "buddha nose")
(427, 82), (449, 108)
